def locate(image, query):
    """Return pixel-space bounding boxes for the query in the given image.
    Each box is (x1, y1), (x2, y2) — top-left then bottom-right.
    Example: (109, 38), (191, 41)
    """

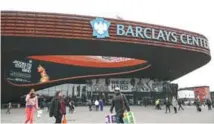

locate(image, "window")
(49, 86), (56, 91)
(61, 84), (68, 91)
(42, 90), (49, 96)
(37, 90), (42, 95)
(56, 85), (62, 91)
(62, 91), (67, 96)
(49, 90), (56, 96)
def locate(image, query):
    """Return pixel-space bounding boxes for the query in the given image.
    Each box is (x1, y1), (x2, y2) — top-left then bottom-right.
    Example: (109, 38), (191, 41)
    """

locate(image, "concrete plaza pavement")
(1, 105), (214, 123)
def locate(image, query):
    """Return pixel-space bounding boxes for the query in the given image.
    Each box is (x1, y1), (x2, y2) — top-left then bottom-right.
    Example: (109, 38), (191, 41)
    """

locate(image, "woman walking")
(25, 89), (39, 124)
(49, 91), (66, 123)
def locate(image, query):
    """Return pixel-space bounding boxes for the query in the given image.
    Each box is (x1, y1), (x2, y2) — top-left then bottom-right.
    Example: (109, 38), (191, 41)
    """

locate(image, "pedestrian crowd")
(4, 88), (214, 124)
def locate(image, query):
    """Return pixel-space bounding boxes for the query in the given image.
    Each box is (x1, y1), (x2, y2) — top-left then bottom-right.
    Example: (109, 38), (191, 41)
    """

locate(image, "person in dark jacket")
(49, 91), (66, 123)
(69, 101), (75, 113)
(99, 99), (104, 111)
(194, 98), (201, 112)
(110, 87), (130, 123)
(178, 99), (184, 110)
(164, 98), (171, 113)
(212, 99), (214, 108)
(206, 99), (212, 110)
(88, 99), (92, 111)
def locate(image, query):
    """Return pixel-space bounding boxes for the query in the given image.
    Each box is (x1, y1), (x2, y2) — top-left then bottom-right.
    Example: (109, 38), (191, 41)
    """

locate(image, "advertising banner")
(109, 78), (133, 92)
(7, 59), (35, 84)
(194, 87), (211, 103)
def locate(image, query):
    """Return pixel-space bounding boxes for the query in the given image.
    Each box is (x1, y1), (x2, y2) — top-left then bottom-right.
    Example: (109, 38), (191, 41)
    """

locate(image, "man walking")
(110, 87), (130, 123)
(164, 98), (171, 113)
(155, 99), (161, 110)
(99, 99), (104, 111)
(178, 99), (184, 110)
(88, 99), (92, 111)
(195, 98), (201, 112)
(206, 99), (212, 110)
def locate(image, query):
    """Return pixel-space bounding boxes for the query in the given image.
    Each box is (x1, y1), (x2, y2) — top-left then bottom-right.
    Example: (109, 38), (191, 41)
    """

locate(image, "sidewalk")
(1, 106), (214, 123)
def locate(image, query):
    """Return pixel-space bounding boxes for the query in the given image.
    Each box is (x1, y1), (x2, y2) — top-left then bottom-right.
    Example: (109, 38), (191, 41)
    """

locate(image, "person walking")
(25, 89), (39, 124)
(88, 99), (92, 111)
(49, 91), (66, 123)
(206, 99), (212, 110)
(155, 99), (158, 109)
(172, 97), (178, 113)
(212, 99), (214, 108)
(99, 99), (104, 111)
(178, 99), (184, 110)
(6, 102), (12, 114)
(164, 98), (171, 113)
(195, 98), (201, 112)
(69, 101), (75, 113)
(155, 99), (161, 110)
(110, 87), (130, 123)
(143, 97), (147, 107)
(95, 99), (99, 111)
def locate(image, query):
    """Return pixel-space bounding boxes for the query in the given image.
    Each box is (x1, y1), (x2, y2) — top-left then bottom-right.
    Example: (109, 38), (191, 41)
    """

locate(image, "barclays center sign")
(90, 18), (209, 49)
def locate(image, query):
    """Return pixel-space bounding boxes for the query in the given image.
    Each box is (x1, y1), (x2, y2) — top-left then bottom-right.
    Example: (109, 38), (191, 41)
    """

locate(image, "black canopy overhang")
(2, 36), (210, 81)
(1, 36), (211, 103)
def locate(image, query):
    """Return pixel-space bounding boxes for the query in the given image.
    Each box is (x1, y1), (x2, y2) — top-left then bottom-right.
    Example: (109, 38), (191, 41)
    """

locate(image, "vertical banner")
(7, 59), (33, 84)
(7, 58), (51, 85)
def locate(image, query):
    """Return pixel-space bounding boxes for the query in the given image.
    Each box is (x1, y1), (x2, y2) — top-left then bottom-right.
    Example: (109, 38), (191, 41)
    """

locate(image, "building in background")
(179, 86), (211, 104)
(1, 11), (210, 104)
(178, 90), (195, 105)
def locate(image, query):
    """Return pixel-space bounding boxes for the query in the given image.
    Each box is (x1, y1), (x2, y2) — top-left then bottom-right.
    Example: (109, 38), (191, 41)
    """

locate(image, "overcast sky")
(1, 0), (214, 90)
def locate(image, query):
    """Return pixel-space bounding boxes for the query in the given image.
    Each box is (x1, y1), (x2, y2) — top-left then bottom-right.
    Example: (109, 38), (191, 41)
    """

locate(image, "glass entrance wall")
(34, 78), (178, 105)
(36, 84), (87, 97)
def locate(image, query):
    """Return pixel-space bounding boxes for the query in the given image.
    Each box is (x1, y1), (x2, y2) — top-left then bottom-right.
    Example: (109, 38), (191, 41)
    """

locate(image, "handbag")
(62, 115), (67, 124)
(123, 112), (135, 124)
(37, 109), (43, 118)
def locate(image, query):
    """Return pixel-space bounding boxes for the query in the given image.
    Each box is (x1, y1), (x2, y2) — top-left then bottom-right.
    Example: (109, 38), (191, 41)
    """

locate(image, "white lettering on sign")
(109, 78), (132, 92)
(116, 24), (209, 49)
(13, 60), (32, 73)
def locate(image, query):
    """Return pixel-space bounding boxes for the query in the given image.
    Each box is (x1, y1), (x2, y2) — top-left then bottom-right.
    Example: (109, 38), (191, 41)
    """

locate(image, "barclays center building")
(1, 11), (210, 105)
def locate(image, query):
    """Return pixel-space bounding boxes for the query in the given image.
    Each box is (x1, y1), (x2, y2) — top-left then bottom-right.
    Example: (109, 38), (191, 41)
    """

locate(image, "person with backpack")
(49, 91), (66, 123)
(110, 87), (130, 123)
